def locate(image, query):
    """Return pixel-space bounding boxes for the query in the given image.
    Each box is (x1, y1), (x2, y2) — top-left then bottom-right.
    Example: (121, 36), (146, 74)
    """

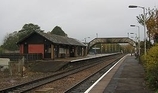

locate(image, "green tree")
(1, 31), (19, 51)
(18, 23), (43, 40)
(1, 23), (43, 51)
(51, 26), (67, 36)
(0, 46), (5, 54)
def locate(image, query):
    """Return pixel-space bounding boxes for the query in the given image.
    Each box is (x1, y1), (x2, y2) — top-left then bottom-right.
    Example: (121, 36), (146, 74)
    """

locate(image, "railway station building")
(17, 31), (87, 59)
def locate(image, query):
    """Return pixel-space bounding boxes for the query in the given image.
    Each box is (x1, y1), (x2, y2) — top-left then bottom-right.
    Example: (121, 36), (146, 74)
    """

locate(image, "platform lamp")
(129, 32), (137, 47)
(130, 25), (140, 56)
(129, 5), (146, 55)
(84, 37), (90, 55)
(84, 37), (90, 44)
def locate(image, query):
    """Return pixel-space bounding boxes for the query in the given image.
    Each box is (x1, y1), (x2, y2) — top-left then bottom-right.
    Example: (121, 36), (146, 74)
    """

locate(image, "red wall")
(28, 44), (44, 55)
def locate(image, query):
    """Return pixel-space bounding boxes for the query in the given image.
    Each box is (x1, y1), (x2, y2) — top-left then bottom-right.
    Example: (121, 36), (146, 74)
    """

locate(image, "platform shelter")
(17, 31), (86, 59)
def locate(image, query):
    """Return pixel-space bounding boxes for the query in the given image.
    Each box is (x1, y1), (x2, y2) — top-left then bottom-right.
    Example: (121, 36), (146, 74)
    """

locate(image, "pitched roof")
(17, 31), (86, 46)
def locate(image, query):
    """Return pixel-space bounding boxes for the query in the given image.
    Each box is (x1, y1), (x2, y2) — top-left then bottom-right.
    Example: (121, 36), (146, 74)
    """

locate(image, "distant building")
(17, 31), (86, 59)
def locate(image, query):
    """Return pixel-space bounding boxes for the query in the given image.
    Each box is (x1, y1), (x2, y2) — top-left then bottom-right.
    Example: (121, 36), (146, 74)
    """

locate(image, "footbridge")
(88, 37), (135, 53)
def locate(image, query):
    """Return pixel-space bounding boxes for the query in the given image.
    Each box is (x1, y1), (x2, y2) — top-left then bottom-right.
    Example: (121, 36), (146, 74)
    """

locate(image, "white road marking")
(84, 54), (127, 93)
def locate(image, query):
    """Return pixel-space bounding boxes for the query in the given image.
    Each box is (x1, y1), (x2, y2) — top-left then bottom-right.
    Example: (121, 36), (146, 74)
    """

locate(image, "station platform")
(87, 54), (153, 93)
(30, 54), (113, 72)
(53, 54), (111, 62)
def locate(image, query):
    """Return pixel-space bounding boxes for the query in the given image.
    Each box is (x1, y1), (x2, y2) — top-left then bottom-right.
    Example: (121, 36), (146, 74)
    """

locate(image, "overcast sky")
(0, 0), (157, 45)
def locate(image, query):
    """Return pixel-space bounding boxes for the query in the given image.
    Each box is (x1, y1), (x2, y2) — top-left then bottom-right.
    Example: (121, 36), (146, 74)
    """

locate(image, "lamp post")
(129, 5), (146, 55)
(84, 37), (90, 56)
(129, 32), (135, 38)
(130, 25), (140, 56)
(84, 37), (90, 44)
(95, 33), (98, 55)
(129, 32), (137, 46)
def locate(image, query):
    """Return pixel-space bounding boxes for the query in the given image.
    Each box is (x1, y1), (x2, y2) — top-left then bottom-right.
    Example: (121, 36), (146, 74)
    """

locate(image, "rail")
(0, 53), (122, 93)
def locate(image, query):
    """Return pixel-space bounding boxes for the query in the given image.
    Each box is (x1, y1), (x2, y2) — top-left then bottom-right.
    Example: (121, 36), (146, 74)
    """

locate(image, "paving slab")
(104, 55), (153, 93)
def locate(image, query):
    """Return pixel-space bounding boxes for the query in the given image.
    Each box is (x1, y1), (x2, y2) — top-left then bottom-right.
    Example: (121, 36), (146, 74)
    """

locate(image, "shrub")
(141, 44), (158, 90)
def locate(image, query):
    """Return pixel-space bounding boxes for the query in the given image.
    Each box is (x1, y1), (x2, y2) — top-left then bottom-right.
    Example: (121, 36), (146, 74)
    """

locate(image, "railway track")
(64, 55), (122, 93)
(0, 53), (123, 93)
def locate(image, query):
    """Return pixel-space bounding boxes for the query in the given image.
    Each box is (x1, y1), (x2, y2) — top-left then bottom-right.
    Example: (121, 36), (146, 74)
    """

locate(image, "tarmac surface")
(103, 55), (154, 93)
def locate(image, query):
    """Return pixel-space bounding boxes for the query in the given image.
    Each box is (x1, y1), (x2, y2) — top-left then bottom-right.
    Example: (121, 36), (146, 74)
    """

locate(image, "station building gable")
(17, 31), (86, 59)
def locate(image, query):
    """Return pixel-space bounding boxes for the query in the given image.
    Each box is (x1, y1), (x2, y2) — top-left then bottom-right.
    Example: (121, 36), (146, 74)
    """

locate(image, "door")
(69, 46), (75, 57)
(44, 44), (51, 58)
(24, 44), (28, 54)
